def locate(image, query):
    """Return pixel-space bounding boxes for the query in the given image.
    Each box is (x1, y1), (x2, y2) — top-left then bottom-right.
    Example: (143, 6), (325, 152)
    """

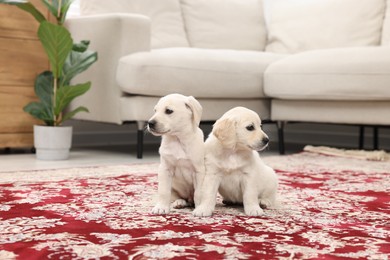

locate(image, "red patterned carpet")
(0, 152), (389, 259)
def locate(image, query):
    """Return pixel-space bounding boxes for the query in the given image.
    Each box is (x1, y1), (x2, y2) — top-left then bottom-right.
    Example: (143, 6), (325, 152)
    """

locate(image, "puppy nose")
(148, 120), (156, 130)
(262, 137), (269, 145)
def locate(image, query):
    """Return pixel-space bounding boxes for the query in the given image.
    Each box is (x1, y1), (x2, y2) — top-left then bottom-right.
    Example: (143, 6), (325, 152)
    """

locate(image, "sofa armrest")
(64, 13), (151, 124)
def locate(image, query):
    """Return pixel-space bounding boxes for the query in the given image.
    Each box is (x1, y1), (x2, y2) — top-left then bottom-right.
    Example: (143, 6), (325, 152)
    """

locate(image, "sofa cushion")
(180, 0), (267, 51)
(265, 0), (386, 54)
(117, 48), (284, 98)
(80, 0), (189, 49)
(264, 47), (390, 100)
(382, 0), (390, 45)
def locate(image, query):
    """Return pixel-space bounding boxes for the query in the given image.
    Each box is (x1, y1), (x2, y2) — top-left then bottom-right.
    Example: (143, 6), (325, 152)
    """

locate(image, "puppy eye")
(165, 108), (174, 115)
(246, 125), (255, 131)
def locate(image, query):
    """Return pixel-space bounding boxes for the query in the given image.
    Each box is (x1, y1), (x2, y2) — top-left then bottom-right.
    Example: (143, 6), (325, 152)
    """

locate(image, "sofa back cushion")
(265, 0), (386, 54)
(180, 0), (267, 51)
(80, 0), (189, 49)
(382, 0), (390, 45)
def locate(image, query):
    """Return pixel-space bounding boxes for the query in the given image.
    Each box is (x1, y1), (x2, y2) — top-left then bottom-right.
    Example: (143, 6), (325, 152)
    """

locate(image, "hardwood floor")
(0, 146), (160, 172)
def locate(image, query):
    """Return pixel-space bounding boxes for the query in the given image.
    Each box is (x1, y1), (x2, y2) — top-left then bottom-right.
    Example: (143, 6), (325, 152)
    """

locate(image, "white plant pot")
(34, 125), (73, 160)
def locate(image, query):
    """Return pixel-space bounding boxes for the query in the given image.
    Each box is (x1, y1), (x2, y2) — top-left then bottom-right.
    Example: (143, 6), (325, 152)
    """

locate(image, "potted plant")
(0, 0), (97, 160)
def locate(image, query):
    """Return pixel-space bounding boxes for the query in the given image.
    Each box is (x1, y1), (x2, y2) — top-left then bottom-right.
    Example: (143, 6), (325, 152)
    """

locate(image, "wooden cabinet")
(0, 0), (49, 148)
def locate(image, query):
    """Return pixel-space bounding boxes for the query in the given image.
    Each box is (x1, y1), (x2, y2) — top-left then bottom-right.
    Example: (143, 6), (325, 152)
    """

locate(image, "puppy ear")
(213, 118), (236, 149)
(185, 96), (203, 126)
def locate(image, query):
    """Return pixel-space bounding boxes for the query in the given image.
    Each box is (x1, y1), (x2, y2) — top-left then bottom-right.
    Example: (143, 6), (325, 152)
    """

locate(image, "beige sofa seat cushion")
(264, 47), (390, 100)
(266, 0), (386, 54)
(117, 48), (285, 98)
(80, 0), (189, 49)
(180, 0), (267, 51)
(121, 96), (271, 121)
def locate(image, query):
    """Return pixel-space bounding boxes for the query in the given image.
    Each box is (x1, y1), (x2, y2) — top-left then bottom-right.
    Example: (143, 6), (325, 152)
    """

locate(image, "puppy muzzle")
(252, 137), (269, 151)
(147, 120), (169, 136)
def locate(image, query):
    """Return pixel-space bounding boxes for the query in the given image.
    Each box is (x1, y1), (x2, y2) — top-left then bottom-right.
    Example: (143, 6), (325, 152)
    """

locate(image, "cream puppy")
(193, 107), (278, 217)
(148, 93), (204, 214)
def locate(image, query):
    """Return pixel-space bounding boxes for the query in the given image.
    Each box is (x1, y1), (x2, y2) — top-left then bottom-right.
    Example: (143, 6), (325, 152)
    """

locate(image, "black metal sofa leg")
(373, 126), (379, 150)
(276, 121), (285, 155)
(137, 121), (146, 159)
(359, 126), (365, 150)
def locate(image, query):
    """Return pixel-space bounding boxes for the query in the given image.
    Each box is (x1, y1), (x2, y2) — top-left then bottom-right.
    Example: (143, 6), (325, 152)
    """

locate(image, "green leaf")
(42, 0), (73, 24)
(0, 0), (47, 23)
(72, 40), (90, 52)
(62, 48), (98, 86)
(35, 71), (53, 108)
(59, 0), (73, 24)
(41, 0), (58, 19)
(25, 72), (55, 125)
(23, 101), (54, 125)
(55, 82), (91, 117)
(38, 21), (73, 79)
(61, 106), (89, 123)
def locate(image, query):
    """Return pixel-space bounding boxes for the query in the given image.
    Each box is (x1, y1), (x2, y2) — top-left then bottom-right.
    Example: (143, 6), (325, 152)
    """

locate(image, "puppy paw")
(192, 206), (213, 217)
(244, 205), (264, 216)
(172, 199), (188, 209)
(151, 204), (170, 214)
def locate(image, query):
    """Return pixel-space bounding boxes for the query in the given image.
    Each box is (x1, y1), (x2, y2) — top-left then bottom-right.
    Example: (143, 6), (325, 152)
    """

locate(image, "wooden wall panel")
(0, 112), (39, 134)
(0, 0), (49, 148)
(0, 86), (36, 113)
(0, 134), (34, 148)
(0, 0), (48, 39)
(0, 86), (40, 134)
(0, 37), (48, 86)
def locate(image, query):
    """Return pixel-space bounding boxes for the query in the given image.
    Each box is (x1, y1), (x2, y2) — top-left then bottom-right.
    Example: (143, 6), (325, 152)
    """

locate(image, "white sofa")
(65, 0), (390, 158)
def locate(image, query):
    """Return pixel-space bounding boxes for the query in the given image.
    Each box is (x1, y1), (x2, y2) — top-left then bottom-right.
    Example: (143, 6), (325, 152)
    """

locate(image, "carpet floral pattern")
(0, 152), (389, 259)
